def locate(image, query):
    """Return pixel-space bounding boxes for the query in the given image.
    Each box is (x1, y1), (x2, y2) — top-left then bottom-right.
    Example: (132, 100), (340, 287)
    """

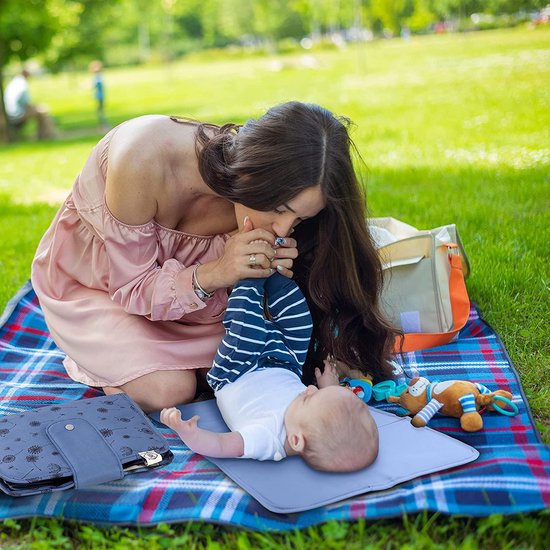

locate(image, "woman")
(31, 101), (397, 412)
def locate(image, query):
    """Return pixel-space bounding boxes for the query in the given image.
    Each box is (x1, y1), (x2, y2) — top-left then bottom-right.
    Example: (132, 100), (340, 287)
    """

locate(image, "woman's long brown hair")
(195, 102), (398, 382)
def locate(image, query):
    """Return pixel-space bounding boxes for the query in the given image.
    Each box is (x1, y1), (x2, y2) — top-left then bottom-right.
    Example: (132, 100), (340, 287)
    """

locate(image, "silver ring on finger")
(248, 254), (256, 266)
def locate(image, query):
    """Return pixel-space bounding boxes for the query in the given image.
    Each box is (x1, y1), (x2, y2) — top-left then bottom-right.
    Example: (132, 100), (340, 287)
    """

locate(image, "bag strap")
(395, 244), (470, 353)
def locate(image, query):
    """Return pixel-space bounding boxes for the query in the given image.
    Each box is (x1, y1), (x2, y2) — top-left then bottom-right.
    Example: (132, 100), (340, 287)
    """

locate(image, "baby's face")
(285, 384), (352, 433)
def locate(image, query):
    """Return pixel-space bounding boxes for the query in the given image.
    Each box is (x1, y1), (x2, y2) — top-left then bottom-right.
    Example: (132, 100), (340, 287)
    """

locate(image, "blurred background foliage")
(2, 1), (548, 70)
(0, 0), (548, 141)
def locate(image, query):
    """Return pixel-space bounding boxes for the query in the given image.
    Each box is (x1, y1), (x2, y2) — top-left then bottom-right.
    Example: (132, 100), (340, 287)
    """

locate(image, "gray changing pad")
(153, 399), (479, 514)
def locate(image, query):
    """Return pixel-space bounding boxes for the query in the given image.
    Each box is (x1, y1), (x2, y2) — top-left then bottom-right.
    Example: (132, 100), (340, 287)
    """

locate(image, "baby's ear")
(288, 431), (305, 453)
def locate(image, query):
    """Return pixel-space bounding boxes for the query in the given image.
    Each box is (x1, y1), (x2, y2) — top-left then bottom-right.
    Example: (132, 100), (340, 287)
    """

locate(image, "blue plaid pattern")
(0, 281), (548, 529)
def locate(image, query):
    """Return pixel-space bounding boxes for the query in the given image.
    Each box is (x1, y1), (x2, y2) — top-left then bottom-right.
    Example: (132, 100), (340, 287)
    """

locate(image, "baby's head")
(284, 385), (378, 472)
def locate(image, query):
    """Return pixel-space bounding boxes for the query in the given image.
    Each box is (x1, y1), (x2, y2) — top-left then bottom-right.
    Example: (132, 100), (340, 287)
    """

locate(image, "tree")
(252, 0), (291, 52)
(218, 0), (256, 44)
(43, 0), (118, 72)
(484, 0), (548, 14)
(370, 0), (415, 35)
(0, 0), (117, 142)
(406, 0), (437, 32)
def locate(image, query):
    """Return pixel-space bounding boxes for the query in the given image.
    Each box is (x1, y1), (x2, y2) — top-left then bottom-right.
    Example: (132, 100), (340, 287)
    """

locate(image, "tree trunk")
(138, 20), (150, 63)
(0, 101), (8, 144)
(0, 43), (10, 143)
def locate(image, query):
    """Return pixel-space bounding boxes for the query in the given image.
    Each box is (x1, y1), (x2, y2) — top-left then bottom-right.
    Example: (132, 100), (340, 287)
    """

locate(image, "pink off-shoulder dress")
(31, 122), (229, 387)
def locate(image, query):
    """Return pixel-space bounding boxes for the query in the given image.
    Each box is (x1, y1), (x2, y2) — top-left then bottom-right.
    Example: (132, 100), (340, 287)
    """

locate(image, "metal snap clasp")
(138, 450), (162, 466)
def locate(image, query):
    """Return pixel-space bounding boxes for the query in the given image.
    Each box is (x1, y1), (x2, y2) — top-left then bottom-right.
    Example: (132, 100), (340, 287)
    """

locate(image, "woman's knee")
(108, 370), (197, 412)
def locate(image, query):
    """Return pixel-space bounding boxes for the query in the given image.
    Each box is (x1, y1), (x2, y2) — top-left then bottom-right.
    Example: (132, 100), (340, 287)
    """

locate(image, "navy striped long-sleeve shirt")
(207, 273), (313, 392)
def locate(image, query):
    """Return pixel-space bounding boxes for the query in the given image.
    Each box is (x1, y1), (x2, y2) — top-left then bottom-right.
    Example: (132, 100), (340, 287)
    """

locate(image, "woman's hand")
(270, 236), (298, 278)
(195, 217), (278, 290)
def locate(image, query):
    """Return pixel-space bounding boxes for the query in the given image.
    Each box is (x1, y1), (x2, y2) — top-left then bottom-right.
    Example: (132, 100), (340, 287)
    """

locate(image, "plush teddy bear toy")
(387, 377), (515, 432)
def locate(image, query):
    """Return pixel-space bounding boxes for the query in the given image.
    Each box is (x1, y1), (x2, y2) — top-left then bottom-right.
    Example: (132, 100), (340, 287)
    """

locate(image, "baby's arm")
(315, 359), (341, 388)
(318, 357), (374, 385)
(160, 407), (244, 458)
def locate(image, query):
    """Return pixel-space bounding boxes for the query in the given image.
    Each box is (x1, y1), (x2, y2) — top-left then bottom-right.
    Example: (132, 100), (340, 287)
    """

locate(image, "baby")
(161, 273), (378, 472)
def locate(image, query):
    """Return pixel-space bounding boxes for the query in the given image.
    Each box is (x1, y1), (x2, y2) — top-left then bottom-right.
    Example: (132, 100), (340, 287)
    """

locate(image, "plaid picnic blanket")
(0, 281), (548, 530)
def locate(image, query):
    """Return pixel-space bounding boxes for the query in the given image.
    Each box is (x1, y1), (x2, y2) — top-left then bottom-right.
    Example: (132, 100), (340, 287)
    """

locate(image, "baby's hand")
(160, 407), (200, 434)
(315, 358), (341, 388)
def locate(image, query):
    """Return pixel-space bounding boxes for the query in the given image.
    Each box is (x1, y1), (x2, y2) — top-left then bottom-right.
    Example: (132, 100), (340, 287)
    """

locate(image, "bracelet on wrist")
(192, 264), (214, 301)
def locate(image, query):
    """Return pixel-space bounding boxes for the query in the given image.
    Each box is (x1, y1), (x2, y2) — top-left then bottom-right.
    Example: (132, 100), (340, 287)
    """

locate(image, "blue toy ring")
(491, 395), (519, 416)
(391, 383), (409, 397)
(372, 380), (396, 401)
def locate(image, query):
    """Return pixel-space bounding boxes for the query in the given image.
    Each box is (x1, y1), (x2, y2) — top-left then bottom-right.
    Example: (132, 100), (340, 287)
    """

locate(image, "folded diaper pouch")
(0, 394), (173, 497)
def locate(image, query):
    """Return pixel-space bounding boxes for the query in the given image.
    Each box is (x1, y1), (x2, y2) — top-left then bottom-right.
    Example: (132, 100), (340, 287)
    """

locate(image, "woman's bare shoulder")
(106, 116), (197, 225)
(109, 115), (195, 166)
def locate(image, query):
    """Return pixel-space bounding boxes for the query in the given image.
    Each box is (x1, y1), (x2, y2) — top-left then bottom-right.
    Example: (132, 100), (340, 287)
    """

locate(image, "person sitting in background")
(4, 68), (56, 140)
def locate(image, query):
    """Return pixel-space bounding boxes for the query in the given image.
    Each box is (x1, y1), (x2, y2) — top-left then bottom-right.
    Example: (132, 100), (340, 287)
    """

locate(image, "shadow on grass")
(367, 163), (548, 317)
(2, 110), (267, 150)
(0, 161), (547, 426)
(0, 161), (548, 542)
(0, 196), (58, 310)
(368, 163), (550, 433)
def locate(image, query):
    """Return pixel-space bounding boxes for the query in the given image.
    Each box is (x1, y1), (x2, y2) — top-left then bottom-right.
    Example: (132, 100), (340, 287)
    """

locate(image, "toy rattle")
(340, 377), (373, 402)
(387, 376), (518, 432)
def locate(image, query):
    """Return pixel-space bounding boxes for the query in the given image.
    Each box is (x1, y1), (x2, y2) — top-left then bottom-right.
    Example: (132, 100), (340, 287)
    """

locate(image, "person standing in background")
(89, 60), (108, 131)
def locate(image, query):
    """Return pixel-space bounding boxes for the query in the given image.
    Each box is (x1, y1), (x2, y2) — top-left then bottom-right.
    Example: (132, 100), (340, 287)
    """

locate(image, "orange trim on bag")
(394, 244), (470, 353)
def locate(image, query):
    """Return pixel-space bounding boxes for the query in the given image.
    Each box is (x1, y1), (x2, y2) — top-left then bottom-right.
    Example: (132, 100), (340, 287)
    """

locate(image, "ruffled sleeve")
(102, 207), (226, 321)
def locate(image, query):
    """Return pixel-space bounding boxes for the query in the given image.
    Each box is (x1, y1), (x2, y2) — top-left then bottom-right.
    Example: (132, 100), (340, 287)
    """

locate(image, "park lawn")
(0, 25), (549, 548)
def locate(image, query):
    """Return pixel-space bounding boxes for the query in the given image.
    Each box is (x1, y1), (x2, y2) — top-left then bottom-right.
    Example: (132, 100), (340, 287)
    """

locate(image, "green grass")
(0, 26), (549, 547)
(1, 513), (550, 549)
